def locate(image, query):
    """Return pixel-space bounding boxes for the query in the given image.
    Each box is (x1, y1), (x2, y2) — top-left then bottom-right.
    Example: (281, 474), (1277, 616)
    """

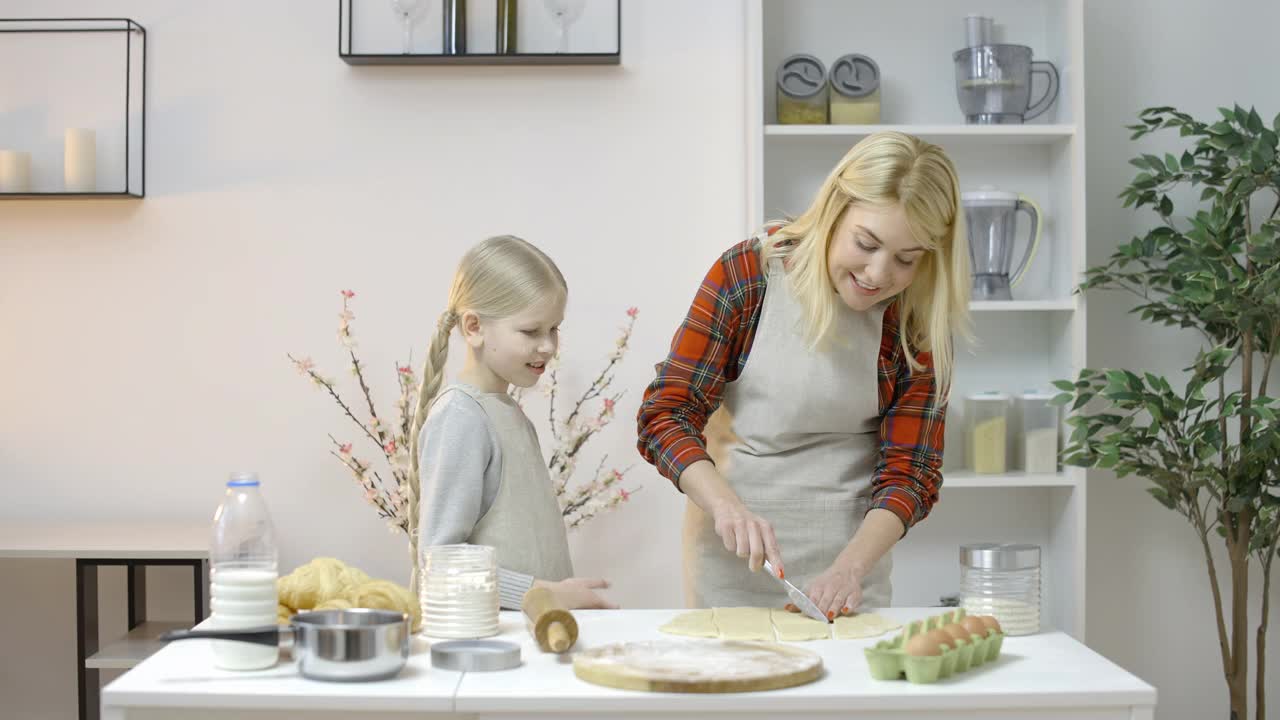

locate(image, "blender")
(963, 188), (1043, 301)
(953, 16), (1059, 124)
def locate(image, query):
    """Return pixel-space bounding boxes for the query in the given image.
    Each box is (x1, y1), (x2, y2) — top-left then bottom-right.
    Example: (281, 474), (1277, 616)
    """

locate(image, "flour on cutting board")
(575, 640), (820, 681)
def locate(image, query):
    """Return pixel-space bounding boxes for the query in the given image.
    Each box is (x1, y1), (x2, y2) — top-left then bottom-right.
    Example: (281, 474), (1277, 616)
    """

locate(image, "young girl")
(637, 131), (970, 618)
(410, 235), (615, 611)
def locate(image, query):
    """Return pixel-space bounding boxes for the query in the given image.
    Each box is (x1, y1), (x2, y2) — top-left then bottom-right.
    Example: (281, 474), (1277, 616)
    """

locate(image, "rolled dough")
(657, 608), (899, 642)
(833, 613), (902, 639)
(657, 608), (719, 638)
(713, 607), (774, 641)
(770, 608), (831, 641)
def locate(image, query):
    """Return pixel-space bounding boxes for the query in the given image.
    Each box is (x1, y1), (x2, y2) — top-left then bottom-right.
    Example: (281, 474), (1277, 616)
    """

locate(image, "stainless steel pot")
(160, 608), (411, 681)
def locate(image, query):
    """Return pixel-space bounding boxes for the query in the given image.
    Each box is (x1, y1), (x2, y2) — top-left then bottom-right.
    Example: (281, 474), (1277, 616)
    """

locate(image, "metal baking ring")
(430, 640), (522, 672)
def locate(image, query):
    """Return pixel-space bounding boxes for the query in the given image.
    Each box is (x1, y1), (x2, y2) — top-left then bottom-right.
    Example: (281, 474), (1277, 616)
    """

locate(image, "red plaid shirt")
(636, 238), (945, 531)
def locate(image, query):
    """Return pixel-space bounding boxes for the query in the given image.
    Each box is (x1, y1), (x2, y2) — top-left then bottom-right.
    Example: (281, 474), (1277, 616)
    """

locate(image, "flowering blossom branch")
(514, 308), (642, 530)
(293, 294), (641, 539)
(289, 290), (418, 535)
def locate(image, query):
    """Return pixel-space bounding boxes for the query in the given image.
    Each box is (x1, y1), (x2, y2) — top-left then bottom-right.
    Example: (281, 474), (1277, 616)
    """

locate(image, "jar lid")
(431, 640), (522, 672)
(966, 390), (1009, 402)
(1018, 390), (1057, 401)
(960, 543), (1041, 570)
(776, 54), (827, 99)
(829, 54), (879, 98)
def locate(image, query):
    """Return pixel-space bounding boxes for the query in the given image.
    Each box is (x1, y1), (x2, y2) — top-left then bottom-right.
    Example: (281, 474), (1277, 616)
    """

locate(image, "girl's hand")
(537, 577), (619, 610)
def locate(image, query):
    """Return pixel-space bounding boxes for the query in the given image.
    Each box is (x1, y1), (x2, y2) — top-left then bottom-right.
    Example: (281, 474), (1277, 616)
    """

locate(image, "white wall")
(3, 1), (1279, 719)
(1, 0), (747, 593)
(1083, 1), (1280, 717)
(1, 0), (743, 716)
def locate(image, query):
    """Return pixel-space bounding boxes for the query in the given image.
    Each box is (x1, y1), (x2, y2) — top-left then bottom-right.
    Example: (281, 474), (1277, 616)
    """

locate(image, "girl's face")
(461, 292), (565, 393)
(826, 202), (925, 311)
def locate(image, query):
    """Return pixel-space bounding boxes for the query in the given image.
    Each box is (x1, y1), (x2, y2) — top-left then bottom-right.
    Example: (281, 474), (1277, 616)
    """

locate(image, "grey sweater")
(417, 385), (539, 610)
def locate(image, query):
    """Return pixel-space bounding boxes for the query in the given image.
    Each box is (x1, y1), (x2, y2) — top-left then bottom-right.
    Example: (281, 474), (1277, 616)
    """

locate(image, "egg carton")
(863, 608), (1004, 684)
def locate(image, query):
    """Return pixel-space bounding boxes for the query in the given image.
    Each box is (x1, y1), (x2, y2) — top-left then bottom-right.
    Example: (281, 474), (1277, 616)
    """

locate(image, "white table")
(0, 522), (210, 720)
(103, 608), (1155, 719)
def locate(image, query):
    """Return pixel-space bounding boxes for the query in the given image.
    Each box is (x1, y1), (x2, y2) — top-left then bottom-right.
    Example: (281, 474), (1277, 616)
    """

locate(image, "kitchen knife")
(762, 559), (829, 624)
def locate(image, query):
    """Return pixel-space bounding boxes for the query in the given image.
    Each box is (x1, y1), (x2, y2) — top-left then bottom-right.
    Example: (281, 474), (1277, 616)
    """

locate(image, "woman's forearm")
(838, 508), (904, 577)
(677, 459), (742, 514)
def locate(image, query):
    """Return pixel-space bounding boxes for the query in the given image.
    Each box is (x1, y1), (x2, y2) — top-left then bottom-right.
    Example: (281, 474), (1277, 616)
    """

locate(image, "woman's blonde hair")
(406, 235), (567, 571)
(762, 131), (970, 397)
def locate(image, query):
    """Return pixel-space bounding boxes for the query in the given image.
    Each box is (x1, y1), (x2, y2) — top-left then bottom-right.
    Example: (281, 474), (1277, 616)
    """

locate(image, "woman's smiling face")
(826, 202), (925, 311)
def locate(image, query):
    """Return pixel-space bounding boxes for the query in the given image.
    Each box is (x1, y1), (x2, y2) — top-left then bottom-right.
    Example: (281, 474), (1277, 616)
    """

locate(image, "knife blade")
(762, 559), (829, 624)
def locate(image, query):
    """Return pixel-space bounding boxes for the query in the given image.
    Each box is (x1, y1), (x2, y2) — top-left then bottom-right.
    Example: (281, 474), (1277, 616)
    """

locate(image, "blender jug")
(963, 188), (1042, 301)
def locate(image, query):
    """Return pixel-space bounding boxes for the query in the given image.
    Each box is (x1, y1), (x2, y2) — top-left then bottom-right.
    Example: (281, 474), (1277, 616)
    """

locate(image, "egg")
(979, 615), (1003, 635)
(925, 628), (955, 651)
(961, 615), (990, 638)
(942, 622), (971, 644)
(904, 633), (943, 657)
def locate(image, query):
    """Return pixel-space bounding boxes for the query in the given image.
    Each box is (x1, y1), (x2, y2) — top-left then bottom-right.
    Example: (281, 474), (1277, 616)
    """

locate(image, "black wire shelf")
(338, 0), (621, 66)
(0, 18), (146, 199)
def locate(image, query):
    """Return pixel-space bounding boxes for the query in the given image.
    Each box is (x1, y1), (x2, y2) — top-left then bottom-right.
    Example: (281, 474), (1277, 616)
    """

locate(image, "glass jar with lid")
(960, 542), (1041, 635)
(776, 54), (828, 124)
(420, 544), (499, 639)
(967, 391), (1010, 474)
(1016, 390), (1061, 474)
(828, 53), (881, 124)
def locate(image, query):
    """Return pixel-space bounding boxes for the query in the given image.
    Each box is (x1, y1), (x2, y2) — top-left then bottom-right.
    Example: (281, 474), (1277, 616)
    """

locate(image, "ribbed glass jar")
(420, 544), (499, 639)
(959, 543), (1040, 635)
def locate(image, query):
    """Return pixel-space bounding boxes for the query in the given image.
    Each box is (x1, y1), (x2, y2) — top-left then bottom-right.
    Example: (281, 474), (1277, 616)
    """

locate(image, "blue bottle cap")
(227, 471), (260, 487)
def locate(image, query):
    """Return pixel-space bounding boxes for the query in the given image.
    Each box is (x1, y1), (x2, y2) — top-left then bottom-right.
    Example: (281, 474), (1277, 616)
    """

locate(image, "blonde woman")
(637, 132), (969, 618)
(411, 235), (616, 611)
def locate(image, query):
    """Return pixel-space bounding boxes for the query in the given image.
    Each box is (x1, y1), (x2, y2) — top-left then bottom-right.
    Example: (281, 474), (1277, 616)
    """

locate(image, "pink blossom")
(339, 443), (353, 455)
(364, 487), (378, 501)
(384, 440), (397, 454)
(341, 290), (356, 299)
(603, 398), (616, 414)
(619, 488), (631, 501)
(626, 307), (638, 318)
(398, 365), (412, 375)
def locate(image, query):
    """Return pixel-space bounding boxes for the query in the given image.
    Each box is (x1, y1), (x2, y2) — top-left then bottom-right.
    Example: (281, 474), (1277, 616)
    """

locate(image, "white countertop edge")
(452, 688), (1157, 713)
(100, 689), (458, 713)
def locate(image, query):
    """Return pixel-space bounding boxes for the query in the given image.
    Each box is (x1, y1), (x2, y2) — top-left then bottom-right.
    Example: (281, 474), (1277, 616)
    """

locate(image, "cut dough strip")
(659, 608), (902, 642)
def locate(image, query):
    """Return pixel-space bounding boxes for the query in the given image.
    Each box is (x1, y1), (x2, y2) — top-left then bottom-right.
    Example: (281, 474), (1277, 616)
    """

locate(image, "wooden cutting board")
(573, 640), (823, 693)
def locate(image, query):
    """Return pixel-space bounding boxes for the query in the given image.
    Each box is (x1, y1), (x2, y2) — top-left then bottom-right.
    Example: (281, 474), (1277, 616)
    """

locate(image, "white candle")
(0, 150), (31, 192)
(64, 128), (97, 192)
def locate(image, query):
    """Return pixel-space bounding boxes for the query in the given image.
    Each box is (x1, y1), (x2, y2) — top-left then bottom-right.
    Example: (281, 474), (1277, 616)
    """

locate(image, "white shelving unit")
(746, 0), (1087, 639)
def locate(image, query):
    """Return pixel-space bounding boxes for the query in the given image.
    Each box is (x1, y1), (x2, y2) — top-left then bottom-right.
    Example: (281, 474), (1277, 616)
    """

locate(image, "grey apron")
(683, 257), (893, 611)
(443, 384), (575, 583)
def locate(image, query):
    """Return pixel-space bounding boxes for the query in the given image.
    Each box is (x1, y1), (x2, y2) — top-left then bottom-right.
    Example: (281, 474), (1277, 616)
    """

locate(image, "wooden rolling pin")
(522, 586), (579, 653)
